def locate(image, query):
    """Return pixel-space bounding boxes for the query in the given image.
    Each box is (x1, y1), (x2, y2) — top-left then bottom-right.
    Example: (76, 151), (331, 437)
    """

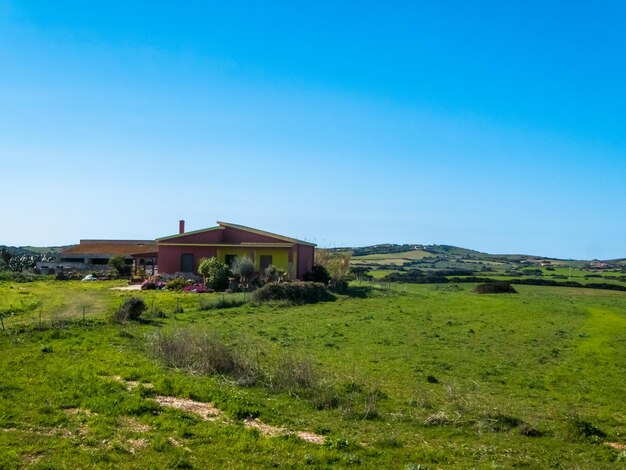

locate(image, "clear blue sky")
(1, 1), (625, 259)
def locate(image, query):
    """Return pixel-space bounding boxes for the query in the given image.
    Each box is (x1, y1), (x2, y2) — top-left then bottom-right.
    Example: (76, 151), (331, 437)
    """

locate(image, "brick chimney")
(179, 220), (185, 234)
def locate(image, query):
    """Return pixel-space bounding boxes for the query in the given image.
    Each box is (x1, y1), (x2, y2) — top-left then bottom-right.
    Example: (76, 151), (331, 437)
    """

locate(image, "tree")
(0, 248), (11, 265)
(109, 256), (127, 276)
(198, 257), (230, 291)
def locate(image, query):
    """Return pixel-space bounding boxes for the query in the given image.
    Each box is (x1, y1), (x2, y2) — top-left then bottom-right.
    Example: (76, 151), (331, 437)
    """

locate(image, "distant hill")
(0, 245), (70, 257)
(344, 243), (619, 265)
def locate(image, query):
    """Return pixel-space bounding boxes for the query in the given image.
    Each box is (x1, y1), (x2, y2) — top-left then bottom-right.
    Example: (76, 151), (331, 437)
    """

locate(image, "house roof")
(156, 222), (316, 247)
(217, 221), (316, 247)
(62, 240), (158, 257)
(156, 225), (224, 242)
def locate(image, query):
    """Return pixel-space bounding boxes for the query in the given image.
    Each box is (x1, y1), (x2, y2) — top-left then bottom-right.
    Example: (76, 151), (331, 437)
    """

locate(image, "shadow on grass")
(343, 285), (373, 299)
(135, 317), (166, 327)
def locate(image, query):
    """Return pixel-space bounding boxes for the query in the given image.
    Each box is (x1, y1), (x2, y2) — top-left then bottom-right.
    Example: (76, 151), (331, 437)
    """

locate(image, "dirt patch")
(168, 437), (192, 452)
(109, 375), (153, 390)
(2, 427), (76, 438)
(21, 453), (43, 465)
(243, 418), (284, 437)
(243, 419), (325, 444)
(606, 442), (626, 450)
(119, 416), (152, 433)
(63, 408), (94, 417)
(110, 285), (142, 291)
(154, 396), (222, 421)
(126, 438), (149, 453)
(294, 431), (325, 445)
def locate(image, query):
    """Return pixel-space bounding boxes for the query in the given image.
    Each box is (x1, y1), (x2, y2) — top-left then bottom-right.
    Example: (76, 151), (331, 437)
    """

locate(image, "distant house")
(37, 240), (157, 274)
(157, 221), (315, 279)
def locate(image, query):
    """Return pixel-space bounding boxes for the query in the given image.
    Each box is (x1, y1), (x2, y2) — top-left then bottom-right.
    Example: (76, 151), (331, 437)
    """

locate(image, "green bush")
(165, 276), (188, 291)
(474, 282), (518, 294)
(198, 257), (230, 291)
(303, 264), (331, 284)
(252, 282), (335, 304)
(329, 278), (349, 294)
(109, 256), (130, 276)
(113, 297), (146, 322)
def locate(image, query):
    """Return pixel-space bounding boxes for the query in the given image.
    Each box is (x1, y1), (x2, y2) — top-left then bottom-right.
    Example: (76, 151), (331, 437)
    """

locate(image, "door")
(260, 255), (272, 272)
(181, 254), (194, 273)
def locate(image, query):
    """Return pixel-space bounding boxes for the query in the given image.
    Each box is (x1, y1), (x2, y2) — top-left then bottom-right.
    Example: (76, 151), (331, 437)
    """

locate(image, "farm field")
(1, 280), (626, 468)
(350, 247), (626, 291)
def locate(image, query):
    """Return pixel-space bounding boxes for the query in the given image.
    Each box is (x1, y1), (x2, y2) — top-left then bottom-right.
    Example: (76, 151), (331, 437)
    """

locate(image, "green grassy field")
(352, 250), (434, 266)
(1, 280), (625, 468)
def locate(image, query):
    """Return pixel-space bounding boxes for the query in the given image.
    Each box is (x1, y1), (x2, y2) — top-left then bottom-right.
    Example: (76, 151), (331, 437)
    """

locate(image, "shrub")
(567, 419), (606, 442)
(0, 271), (41, 282)
(165, 277), (189, 291)
(272, 356), (317, 392)
(109, 256), (129, 276)
(231, 256), (255, 284)
(199, 297), (245, 310)
(474, 282), (518, 294)
(113, 297), (146, 322)
(328, 278), (349, 294)
(303, 265), (331, 284)
(198, 257), (230, 291)
(252, 282), (335, 304)
(263, 264), (280, 283)
(183, 284), (213, 293)
(151, 330), (259, 384)
(314, 250), (352, 279)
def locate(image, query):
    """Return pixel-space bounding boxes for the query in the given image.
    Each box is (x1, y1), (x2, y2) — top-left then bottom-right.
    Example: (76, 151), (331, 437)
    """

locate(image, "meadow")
(1, 279), (625, 468)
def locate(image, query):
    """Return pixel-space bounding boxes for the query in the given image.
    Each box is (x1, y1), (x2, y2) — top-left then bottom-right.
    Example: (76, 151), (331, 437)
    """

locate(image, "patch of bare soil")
(110, 285), (142, 291)
(126, 438), (149, 453)
(154, 395), (222, 421)
(21, 453), (43, 465)
(118, 416), (152, 433)
(242, 419), (325, 444)
(605, 442), (626, 450)
(63, 407), (94, 417)
(109, 375), (153, 390)
(168, 437), (192, 452)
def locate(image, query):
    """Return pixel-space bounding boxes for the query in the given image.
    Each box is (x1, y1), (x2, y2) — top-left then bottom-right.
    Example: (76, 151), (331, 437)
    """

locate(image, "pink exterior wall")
(297, 244), (315, 279)
(158, 246), (218, 274)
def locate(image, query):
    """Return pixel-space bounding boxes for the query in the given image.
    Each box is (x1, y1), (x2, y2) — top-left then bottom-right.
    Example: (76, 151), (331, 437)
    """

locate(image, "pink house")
(157, 221), (316, 279)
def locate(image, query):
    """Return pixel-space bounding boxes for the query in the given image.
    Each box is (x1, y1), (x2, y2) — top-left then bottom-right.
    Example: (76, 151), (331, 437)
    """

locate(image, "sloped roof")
(217, 221), (316, 247)
(62, 240), (157, 257)
(156, 222), (316, 247)
(156, 225), (223, 242)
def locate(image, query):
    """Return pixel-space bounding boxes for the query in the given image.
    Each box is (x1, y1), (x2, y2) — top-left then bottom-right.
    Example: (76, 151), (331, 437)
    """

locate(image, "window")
(260, 255), (272, 271)
(225, 254), (236, 267)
